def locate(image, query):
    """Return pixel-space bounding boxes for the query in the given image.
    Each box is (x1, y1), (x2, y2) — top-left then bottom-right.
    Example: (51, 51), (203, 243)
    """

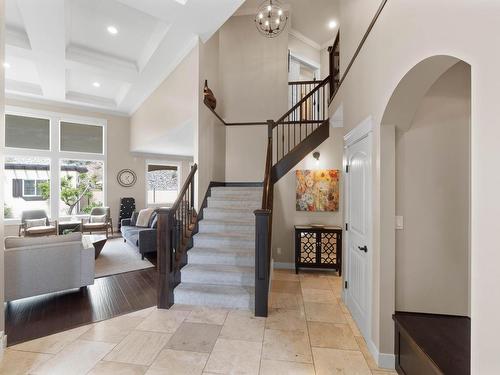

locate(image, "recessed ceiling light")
(93, 82), (101, 88)
(174, 0), (188, 4)
(328, 20), (337, 29)
(107, 25), (118, 35)
(3, 62), (10, 69)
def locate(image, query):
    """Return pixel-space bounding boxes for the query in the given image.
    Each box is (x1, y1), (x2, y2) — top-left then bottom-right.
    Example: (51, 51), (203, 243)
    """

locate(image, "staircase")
(174, 186), (261, 309)
(157, 75), (333, 315)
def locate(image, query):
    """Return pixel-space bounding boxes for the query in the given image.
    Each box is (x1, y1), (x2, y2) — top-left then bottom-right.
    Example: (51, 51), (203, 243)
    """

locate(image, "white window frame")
(145, 160), (182, 206)
(22, 179), (46, 197)
(4, 106), (107, 225)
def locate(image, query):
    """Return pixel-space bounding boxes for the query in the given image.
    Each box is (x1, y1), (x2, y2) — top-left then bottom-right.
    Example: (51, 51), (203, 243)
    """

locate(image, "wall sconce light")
(313, 151), (320, 166)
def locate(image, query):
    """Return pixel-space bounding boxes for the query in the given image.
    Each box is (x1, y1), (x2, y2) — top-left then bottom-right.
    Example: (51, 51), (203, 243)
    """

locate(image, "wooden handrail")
(288, 80), (321, 86)
(275, 76), (330, 126)
(157, 163), (198, 309)
(203, 91), (267, 126)
(170, 164), (197, 212)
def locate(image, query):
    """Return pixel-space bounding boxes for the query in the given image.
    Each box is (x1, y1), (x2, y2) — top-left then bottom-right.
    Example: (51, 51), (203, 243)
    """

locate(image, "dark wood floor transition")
(394, 311), (470, 375)
(5, 266), (158, 346)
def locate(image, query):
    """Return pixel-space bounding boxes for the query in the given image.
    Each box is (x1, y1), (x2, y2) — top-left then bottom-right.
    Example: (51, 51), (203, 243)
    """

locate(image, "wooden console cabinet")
(294, 225), (342, 274)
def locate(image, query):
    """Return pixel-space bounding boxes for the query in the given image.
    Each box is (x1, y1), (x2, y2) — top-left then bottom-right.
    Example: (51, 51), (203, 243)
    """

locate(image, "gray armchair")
(19, 210), (58, 237)
(80, 207), (113, 238)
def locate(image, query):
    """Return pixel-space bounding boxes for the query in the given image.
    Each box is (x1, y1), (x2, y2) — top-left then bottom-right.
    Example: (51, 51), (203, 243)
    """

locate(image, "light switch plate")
(395, 216), (404, 230)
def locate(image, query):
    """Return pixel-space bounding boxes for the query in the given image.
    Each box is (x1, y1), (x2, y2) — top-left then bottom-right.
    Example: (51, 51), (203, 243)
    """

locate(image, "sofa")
(4, 232), (95, 301)
(121, 211), (158, 259)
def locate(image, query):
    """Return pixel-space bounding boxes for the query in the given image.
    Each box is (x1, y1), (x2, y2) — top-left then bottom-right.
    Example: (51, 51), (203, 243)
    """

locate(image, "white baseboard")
(367, 338), (395, 369)
(0, 331), (6, 360)
(273, 262), (294, 270)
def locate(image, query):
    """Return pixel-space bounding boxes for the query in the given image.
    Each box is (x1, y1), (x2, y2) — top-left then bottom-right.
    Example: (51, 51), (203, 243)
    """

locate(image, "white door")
(345, 133), (372, 338)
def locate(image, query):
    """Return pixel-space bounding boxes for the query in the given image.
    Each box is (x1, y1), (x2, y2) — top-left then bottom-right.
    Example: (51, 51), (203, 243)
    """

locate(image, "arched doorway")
(380, 55), (471, 374)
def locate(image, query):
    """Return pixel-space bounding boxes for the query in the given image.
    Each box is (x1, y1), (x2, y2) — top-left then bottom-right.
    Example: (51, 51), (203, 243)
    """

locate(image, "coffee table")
(83, 234), (107, 259)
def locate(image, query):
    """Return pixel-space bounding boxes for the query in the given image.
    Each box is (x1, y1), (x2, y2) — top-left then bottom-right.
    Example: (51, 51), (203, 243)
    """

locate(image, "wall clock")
(117, 169), (137, 187)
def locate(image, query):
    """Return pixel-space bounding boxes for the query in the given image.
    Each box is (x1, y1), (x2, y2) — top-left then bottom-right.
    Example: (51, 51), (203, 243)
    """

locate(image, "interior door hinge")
(345, 281), (348, 289)
(345, 165), (349, 173)
(345, 223), (348, 231)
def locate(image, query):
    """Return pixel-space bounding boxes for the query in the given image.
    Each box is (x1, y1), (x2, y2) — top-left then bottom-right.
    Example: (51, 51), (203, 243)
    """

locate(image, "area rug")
(94, 237), (155, 278)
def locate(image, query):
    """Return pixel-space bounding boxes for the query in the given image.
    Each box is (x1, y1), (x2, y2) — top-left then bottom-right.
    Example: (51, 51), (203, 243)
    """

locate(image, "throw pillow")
(90, 214), (107, 223)
(130, 212), (139, 226)
(136, 208), (154, 227)
(25, 218), (47, 228)
(150, 214), (158, 229)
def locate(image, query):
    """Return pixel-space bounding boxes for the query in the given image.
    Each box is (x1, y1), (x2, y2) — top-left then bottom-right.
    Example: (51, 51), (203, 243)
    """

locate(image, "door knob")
(358, 245), (368, 253)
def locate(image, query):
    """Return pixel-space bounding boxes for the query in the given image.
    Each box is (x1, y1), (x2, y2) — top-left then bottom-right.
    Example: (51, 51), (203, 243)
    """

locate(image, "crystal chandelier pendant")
(254, 0), (288, 38)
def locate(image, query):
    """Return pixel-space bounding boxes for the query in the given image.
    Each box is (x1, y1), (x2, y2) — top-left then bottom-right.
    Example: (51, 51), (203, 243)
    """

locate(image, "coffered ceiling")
(4, 0), (244, 115)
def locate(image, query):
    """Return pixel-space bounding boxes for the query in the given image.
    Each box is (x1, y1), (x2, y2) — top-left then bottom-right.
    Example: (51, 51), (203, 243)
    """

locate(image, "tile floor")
(0, 270), (397, 375)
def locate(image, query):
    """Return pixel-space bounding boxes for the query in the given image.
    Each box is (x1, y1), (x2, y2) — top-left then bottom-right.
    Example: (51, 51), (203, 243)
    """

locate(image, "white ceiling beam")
(66, 91), (117, 108)
(17, 0), (66, 100)
(5, 27), (31, 50)
(5, 79), (43, 96)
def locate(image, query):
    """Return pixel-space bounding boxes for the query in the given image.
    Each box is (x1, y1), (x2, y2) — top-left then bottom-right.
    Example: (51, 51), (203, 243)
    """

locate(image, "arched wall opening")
(380, 55), (471, 317)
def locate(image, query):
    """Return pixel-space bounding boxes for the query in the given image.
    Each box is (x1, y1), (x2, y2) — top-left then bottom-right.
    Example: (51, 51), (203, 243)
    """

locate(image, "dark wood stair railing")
(157, 163), (197, 309)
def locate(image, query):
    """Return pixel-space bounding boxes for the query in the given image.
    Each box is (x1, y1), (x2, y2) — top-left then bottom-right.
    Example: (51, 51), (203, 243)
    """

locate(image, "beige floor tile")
(205, 338), (262, 375)
(136, 309), (189, 333)
(10, 324), (93, 354)
(166, 322), (221, 353)
(329, 278), (343, 297)
(259, 359), (315, 375)
(87, 361), (148, 375)
(31, 339), (115, 375)
(126, 307), (156, 319)
(271, 280), (302, 294)
(262, 329), (312, 363)
(80, 315), (145, 343)
(301, 288), (337, 303)
(304, 302), (346, 323)
(273, 269), (300, 281)
(355, 336), (378, 369)
(338, 298), (350, 314)
(312, 347), (371, 375)
(347, 314), (363, 337)
(171, 304), (196, 311)
(0, 349), (52, 375)
(299, 277), (332, 290)
(371, 370), (398, 375)
(265, 308), (307, 331)
(148, 349), (209, 375)
(308, 322), (359, 350)
(219, 310), (266, 342)
(104, 330), (171, 366)
(186, 306), (229, 325)
(269, 292), (304, 310)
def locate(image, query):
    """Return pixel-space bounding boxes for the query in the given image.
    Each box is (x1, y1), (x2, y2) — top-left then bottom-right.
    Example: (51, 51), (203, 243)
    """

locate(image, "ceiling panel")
(5, 56), (39, 85)
(68, 0), (167, 63)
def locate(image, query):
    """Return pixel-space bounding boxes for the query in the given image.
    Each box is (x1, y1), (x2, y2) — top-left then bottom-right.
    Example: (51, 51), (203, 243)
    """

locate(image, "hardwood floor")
(5, 266), (158, 346)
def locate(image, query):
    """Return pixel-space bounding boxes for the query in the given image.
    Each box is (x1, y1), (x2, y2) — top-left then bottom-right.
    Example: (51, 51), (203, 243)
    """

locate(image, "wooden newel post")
(254, 209), (271, 317)
(157, 208), (174, 309)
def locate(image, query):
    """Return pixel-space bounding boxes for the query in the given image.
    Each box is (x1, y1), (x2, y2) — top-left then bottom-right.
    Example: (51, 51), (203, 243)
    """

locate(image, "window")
(4, 156), (51, 219)
(4, 108), (106, 222)
(22, 179), (47, 197)
(5, 114), (50, 150)
(59, 160), (104, 216)
(147, 163), (179, 204)
(60, 121), (103, 154)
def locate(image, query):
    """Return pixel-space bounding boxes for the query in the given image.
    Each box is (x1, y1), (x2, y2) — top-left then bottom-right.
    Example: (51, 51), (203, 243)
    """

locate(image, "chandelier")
(254, 0), (288, 38)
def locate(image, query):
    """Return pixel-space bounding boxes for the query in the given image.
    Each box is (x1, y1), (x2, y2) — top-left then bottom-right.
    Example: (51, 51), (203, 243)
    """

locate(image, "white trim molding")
(367, 339), (396, 369)
(289, 28), (321, 51)
(0, 331), (6, 360)
(344, 116), (374, 146)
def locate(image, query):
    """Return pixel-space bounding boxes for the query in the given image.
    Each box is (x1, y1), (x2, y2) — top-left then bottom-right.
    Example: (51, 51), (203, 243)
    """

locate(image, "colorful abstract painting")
(296, 169), (340, 212)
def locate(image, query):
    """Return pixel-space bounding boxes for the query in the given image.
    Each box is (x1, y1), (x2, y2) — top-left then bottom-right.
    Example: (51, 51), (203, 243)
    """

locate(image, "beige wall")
(196, 33), (226, 207)
(219, 15), (288, 182)
(272, 127), (344, 264)
(332, 0), (500, 371)
(130, 46), (198, 157)
(395, 62), (470, 315)
(0, 0), (6, 341)
(3, 99), (192, 233)
(219, 15), (289, 123)
(320, 47), (330, 79)
(289, 34), (320, 67)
